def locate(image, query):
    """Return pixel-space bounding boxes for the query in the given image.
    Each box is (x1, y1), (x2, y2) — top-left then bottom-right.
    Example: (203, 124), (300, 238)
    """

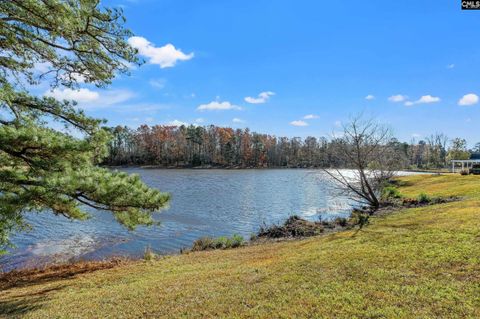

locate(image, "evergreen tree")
(0, 0), (170, 252)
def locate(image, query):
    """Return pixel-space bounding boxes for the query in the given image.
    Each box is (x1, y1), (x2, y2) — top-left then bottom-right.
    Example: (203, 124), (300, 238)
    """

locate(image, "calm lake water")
(0, 169), (412, 271)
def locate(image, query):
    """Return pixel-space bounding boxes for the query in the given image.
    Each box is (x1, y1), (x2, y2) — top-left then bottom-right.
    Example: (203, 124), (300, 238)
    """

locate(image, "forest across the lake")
(105, 125), (477, 169)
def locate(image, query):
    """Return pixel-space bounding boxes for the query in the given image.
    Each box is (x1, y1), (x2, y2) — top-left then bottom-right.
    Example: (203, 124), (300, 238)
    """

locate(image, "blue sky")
(46, 0), (480, 144)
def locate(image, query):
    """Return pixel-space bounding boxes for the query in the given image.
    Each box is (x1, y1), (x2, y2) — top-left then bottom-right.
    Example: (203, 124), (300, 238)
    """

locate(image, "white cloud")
(244, 91), (275, 104)
(447, 64), (455, 69)
(417, 95), (441, 103)
(115, 103), (171, 113)
(123, 61), (138, 70)
(128, 36), (194, 68)
(44, 88), (134, 109)
(194, 118), (205, 123)
(45, 88), (99, 103)
(71, 73), (87, 83)
(365, 94), (375, 100)
(405, 95), (441, 106)
(303, 114), (319, 119)
(458, 93), (479, 106)
(167, 119), (188, 126)
(232, 118), (245, 123)
(290, 120), (308, 127)
(388, 94), (408, 102)
(33, 62), (51, 74)
(59, 72), (87, 84)
(99, 90), (135, 107)
(197, 100), (241, 111)
(334, 120), (342, 127)
(411, 133), (421, 138)
(149, 78), (166, 89)
(33, 62), (89, 83)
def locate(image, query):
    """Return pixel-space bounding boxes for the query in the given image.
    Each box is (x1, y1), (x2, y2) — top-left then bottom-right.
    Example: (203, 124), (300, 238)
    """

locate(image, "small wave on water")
(28, 234), (97, 258)
(300, 201), (352, 219)
(1, 235), (129, 272)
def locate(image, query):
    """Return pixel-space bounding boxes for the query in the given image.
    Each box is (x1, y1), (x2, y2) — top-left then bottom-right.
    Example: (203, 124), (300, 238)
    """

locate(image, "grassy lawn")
(1, 174), (480, 318)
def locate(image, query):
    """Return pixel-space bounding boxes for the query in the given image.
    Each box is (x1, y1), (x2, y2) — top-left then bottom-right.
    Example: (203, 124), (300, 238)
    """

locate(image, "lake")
(0, 169), (408, 271)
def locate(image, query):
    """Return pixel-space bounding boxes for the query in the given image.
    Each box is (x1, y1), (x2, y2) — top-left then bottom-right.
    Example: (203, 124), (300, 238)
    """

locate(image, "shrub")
(214, 236), (229, 249)
(401, 194), (458, 207)
(357, 214), (370, 229)
(382, 186), (403, 200)
(143, 246), (157, 261)
(317, 216), (335, 228)
(191, 234), (245, 251)
(402, 198), (419, 207)
(191, 237), (215, 251)
(334, 217), (348, 227)
(417, 193), (431, 204)
(256, 215), (324, 239)
(230, 234), (245, 248)
(460, 169), (469, 176)
(350, 210), (370, 229)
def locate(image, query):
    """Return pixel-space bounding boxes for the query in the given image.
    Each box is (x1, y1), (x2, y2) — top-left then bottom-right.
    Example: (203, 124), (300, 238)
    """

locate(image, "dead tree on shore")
(323, 116), (405, 210)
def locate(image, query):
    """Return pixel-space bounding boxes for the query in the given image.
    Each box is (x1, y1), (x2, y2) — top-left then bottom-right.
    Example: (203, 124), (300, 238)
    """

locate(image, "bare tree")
(426, 133), (449, 168)
(323, 116), (403, 210)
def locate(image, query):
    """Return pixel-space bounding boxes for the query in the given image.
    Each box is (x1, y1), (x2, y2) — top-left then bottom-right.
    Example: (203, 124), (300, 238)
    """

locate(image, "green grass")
(1, 174), (480, 318)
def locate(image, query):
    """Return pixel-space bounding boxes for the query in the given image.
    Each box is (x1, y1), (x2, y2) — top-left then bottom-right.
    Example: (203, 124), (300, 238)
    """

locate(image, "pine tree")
(0, 0), (170, 252)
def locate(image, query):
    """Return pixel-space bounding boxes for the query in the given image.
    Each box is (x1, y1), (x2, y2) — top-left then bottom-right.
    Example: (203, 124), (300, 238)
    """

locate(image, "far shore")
(105, 165), (452, 174)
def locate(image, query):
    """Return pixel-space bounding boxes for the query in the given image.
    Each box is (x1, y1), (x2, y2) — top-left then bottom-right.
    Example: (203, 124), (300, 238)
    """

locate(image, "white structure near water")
(451, 159), (480, 173)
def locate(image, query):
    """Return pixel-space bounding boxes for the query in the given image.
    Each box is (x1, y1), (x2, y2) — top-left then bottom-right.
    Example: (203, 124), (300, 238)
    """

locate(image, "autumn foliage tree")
(104, 122), (474, 173)
(0, 0), (170, 252)
(104, 124), (336, 168)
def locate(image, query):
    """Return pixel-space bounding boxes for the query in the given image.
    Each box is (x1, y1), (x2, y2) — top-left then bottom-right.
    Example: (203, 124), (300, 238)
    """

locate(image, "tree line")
(104, 125), (476, 169)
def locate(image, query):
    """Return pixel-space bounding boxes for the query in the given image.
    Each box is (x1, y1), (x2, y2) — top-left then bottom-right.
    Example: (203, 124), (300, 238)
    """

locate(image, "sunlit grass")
(1, 174), (480, 318)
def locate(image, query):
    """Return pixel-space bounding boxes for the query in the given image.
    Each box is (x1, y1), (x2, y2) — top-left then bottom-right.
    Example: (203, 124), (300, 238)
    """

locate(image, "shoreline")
(0, 193), (445, 276)
(0, 217), (347, 278)
(106, 164), (451, 173)
(1, 170), (440, 274)
(1, 174), (478, 317)
(0, 221), (344, 275)
(106, 165), (324, 170)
